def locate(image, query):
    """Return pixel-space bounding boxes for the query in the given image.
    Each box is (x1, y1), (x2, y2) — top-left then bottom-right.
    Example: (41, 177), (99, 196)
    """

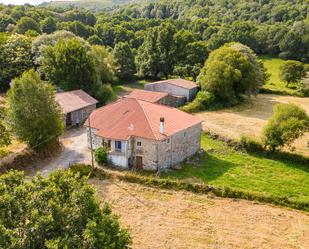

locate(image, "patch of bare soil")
(196, 94), (309, 156)
(91, 179), (309, 249)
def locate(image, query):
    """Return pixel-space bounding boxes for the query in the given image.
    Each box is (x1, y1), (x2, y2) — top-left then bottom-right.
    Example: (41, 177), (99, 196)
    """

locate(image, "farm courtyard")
(92, 178), (309, 249)
(196, 94), (309, 157)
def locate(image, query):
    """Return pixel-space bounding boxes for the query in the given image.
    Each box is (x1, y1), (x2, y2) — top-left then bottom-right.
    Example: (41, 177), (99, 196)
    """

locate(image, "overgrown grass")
(164, 134), (309, 204)
(259, 55), (308, 96)
(112, 79), (151, 97)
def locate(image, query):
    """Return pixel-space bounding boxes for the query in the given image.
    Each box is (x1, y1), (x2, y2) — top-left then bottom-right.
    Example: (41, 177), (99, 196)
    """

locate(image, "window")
(183, 131), (187, 137)
(166, 138), (170, 144)
(115, 141), (122, 151)
(137, 141), (142, 146)
(102, 139), (111, 149)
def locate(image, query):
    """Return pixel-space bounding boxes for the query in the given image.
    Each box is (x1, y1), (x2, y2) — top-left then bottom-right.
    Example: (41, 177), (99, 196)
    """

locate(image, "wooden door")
(136, 156), (143, 169)
(66, 113), (72, 126)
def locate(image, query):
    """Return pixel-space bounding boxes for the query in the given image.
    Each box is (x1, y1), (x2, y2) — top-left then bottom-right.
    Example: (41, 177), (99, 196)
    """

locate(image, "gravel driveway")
(35, 127), (92, 176)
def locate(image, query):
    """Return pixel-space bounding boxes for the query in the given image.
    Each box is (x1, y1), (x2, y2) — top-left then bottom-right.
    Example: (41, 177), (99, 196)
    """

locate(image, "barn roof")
(146, 78), (198, 90)
(126, 89), (168, 103)
(56, 90), (98, 114)
(85, 97), (201, 141)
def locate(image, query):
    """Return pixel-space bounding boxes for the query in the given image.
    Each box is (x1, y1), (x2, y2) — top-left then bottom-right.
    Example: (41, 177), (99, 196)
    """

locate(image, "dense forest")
(0, 0), (308, 99)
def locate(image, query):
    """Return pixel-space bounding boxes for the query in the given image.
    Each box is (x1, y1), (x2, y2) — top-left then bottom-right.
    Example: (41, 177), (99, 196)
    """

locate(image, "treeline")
(0, 0), (309, 94)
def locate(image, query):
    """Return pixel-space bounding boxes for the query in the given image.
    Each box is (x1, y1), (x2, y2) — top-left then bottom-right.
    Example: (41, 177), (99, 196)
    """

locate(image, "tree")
(113, 42), (136, 79)
(263, 103), (309, 152)
(91, 45), (117, 83)
(136, 28), (160, 78)
(0, 34), (34, 92)
(198, 43), (266, 106)
(156, 22), (176, 78)
(15, 16), (41, 34)
(0, 169), (131, 248)
(279, 60), (305, 87)
(7, 70), (63, 149)
(87, 34), (103, 45)
(0, 104), (10, 147)
(40, 17), (57, 34)
(0, 14), (14, 32)
(41, 38), (98, 92)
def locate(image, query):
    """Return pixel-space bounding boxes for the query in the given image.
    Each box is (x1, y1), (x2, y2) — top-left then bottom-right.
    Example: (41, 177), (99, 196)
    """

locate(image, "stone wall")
(66, 104), (96, 127)
(129, 123), (202, 171)
(157, 123), (202, 169)
(130, 137), (158, 171)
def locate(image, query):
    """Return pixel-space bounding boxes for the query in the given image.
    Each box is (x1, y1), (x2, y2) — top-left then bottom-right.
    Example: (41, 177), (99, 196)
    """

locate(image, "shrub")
(240, 135), (263, 152)
(69, 163), (93, 177)
(93, 84), (115, 105)
(181, 91), (215, 113)
(95, 147), (108, 165)
(263, 103), (309, 152)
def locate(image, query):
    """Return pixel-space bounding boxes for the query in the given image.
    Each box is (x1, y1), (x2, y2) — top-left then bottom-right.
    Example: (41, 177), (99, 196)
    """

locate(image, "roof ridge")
(135, 98), (159, 140)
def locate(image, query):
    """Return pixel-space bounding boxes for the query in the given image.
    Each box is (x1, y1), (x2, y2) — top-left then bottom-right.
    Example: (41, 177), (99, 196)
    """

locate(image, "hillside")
(40, 0), (154, 11)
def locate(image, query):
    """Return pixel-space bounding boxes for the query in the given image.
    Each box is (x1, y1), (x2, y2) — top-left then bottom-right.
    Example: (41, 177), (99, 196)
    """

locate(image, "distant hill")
(40, 0), (154, 11)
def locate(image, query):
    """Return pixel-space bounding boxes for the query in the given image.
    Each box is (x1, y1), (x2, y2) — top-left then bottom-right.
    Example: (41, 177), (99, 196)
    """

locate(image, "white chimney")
(160, 117), (165, 134)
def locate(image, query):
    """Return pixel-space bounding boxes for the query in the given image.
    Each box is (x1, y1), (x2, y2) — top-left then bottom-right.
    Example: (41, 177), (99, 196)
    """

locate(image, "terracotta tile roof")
(86, 97), (201, 141)
(148, 78), (198, 90)
(56, 90), (98, 114)
(126, 89), (168, 103)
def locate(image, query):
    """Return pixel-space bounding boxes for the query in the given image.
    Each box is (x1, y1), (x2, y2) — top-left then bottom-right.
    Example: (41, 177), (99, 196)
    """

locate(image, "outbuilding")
(144, 78), (199, 103)
(56, 90), (98, 127)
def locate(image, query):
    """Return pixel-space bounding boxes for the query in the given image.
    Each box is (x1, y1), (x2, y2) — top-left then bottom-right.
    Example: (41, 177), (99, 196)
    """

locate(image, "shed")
(56, 89), (98, 127)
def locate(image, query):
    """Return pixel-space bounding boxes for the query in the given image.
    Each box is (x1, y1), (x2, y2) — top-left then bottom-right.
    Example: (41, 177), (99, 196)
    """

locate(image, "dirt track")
(92, 179), (309, 249)
(196, 94), (309, 156)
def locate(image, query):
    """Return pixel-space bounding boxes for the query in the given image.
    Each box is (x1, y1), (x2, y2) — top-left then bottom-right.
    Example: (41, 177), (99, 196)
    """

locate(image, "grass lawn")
(112, 79), (152, 97)
(259, 55), (308, 95)
(164, 134), (309, 203)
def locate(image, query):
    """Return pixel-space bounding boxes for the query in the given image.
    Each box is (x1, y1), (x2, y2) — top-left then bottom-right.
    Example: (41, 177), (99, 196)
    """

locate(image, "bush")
(240, 135), (263, 152)
(181, 91), (215, 113)
(95, 147), (108, 165)
(69, 163), (93, 177)
(93, 84), (115, 105)
(263, 103), (309, 152)
(298, 79), (309, 97)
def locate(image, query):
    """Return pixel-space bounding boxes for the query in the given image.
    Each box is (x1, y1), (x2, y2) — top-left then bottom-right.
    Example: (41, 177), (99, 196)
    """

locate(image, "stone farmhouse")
(144, 78), (199, 105)
(56, 90), (98, 127)
(85, 97), (202, 171)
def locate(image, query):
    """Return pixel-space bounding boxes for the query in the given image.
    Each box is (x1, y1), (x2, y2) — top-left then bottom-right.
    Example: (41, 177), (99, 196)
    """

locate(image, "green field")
(164, 134), (309, 203)
(259, 55), (308, 95)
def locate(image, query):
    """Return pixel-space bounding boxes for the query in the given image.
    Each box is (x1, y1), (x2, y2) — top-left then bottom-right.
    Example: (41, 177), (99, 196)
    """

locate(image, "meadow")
(259, 55), (308, 95)
(164, 133), (309, 203)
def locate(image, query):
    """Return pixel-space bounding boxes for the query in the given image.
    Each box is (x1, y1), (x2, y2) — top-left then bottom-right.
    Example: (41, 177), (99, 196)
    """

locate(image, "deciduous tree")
(41, 38), (98, 92)
(0, 169), (131, 248)
(279, 60), (305, 87)
(263, 103), (309, 152)
(113, 42), (136, 79)
(7, 70), (63, 149)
